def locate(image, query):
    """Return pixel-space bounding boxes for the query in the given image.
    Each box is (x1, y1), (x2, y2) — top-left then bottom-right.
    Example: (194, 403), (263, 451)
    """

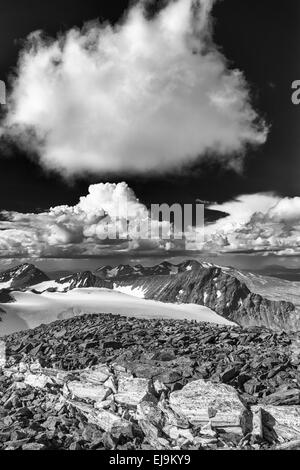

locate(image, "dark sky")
(0, 0), (299, 213)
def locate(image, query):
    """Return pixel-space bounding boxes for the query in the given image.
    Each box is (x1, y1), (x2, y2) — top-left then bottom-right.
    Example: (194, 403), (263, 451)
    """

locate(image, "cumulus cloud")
(1, 183), (300, 258)
(2, 0), (267, 177)
(0, 182), (179, 258)
(205, 194), (300, 255)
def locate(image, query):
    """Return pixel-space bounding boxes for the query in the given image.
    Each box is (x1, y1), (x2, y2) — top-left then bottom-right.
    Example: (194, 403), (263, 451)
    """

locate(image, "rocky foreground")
(1, 313), (300, 450)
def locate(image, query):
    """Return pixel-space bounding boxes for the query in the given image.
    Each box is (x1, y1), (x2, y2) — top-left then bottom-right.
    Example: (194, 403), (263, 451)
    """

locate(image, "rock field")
(1, 313), (300, 450)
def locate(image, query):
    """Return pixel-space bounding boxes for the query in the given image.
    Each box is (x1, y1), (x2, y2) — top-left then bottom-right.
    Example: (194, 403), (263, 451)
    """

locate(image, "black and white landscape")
(0, 0), (300, 454)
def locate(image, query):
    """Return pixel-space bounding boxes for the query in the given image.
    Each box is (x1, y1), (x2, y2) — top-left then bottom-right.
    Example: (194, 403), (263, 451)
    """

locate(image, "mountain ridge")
(1, 260), (300, 332)
(0, 263), (49, 290)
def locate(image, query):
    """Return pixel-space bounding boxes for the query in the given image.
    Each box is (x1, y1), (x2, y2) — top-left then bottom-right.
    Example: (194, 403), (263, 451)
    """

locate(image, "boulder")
(79, 366), (111, 384)
(157, 400), (190, 429)
(138, 419), (171, 450)
(114, 376), (153, 407)
(157, 370), (182, 385)
(68, 399), (133, 438)
(263, 388), (300, 406)
(137, 400), (164, 429)
(126, 362), (165, 379)
(169, 379), (252, 435)
(86, 409), (133, 438)
(24, 373), (53, 389)
(0, 341), (6, 368)
(219, 366), (241, 384)
(103, 341), (122, 349)
(162, 425), (194, 442)
(243, 378), (263, 395)
(66, 381), (111, 402)
(152, 350), (176, 362)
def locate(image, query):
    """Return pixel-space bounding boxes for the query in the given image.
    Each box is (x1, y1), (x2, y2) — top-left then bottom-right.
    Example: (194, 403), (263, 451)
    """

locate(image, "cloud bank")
(1, 182), (300, 259)
(206, 195), (300, 255)
(2, 0), (267, 176)
(0, 182), (179, 258)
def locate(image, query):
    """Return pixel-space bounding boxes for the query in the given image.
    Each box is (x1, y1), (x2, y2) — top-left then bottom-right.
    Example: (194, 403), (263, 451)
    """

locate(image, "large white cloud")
(0, 182), (178, 258)
(205, 194), (300, 255)
(2, 0), (267, 177)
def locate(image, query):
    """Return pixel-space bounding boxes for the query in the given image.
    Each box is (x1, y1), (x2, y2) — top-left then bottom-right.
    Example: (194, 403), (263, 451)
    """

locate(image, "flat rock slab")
(79, 366), (111, 384)
(169, 379), (252, 434)
(66, 381), (111, 402)
(262, 389), (300, 406)
(115, 376), (152, 407)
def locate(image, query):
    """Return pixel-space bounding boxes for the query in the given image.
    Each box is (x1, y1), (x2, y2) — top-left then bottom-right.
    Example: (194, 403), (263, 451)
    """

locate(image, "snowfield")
(0, 288), (235, 336)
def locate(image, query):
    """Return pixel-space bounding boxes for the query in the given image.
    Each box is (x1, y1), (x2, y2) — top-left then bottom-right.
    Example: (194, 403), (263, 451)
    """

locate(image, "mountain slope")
(31, 271), (113, 293)
(96, 260), (200, 279)
(2, 260), (300, 332)
(0, 263), (49, 289)
(32, 260), (300, 331)
(112, 262), (299, 331)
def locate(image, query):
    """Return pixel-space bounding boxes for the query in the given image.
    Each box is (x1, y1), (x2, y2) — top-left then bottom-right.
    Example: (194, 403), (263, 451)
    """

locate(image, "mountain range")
(0, 260), (300, 333)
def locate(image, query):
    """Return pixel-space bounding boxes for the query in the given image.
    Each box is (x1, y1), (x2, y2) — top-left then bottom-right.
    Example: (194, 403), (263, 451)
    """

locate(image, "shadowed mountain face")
(1, 260), (300, 332)
(96, 261), (183, 279)
(113, 266), (299, 332)
(0, 289), (13, 303)
(51, 271), (112, 291)
(0, 264), (50, 310)
(0, 263), (49, 289)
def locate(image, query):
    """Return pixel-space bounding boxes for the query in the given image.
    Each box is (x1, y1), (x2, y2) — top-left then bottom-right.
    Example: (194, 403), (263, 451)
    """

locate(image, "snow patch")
(170, 266), (179, 275)
(31, 280), (72, 293)
(113, 284), (145, 299)
(201, 262), (214, 269)
(107, 267), (119, 278)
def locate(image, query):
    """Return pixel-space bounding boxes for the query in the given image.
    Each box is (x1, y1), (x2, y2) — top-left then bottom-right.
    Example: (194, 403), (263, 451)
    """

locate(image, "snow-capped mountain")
(96, 260), (201, 279)
(0, 263), (49, 290)
(111, 262), (300, 332)
(1, 260), (300, 332)
(31, 271), (112, 293)
(95, 259), (228, 280)
(96, 264), (138, 279)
